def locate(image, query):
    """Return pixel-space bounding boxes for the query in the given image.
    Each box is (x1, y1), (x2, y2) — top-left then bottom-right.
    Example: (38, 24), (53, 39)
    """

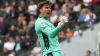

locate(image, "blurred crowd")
(0, 0), (99, 56)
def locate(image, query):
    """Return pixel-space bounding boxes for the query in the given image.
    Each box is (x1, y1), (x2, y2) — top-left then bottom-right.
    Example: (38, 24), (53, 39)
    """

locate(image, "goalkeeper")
(35, 1), (68, 56)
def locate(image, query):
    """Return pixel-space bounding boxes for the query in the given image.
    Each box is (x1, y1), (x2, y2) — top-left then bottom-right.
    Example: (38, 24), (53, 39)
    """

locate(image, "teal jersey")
(35, 17), (62, 56)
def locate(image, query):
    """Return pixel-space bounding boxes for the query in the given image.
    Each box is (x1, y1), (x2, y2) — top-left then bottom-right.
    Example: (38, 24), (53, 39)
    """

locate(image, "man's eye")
(46, 7), (49, 8)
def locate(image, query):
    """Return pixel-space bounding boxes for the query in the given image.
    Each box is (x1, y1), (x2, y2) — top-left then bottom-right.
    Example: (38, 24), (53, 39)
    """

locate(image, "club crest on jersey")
(41, 22), (46, 28)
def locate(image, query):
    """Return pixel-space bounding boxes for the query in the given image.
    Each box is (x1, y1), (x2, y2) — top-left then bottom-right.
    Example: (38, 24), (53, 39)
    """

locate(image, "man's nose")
(48, 8), (51, 12)
(48, 8), (51, 11)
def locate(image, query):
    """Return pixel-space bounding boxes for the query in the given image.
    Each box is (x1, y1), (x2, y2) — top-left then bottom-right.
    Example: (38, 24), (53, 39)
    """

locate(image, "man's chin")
(47, 14), (51, 18)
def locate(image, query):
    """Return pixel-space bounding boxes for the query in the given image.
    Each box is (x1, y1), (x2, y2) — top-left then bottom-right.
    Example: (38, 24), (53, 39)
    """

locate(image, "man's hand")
(57, 17), (68, 28)
(57, 22), (64, 28)
(61, 16), (68, 23)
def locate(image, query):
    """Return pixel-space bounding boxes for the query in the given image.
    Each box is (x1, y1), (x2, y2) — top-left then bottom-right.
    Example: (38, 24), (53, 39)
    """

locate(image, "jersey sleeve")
(37, 21), (61, 38)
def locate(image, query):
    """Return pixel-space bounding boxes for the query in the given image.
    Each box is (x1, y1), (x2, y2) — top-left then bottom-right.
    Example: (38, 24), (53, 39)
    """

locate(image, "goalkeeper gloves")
(57, 17), (68, 28)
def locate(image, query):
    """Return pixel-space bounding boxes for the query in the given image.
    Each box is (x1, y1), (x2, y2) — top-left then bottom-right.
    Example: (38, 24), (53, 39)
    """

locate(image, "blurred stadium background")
(0, 0), (100, 56)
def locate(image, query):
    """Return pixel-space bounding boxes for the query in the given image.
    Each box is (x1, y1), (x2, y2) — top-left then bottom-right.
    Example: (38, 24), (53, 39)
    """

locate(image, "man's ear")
(39, 8), (43, 13)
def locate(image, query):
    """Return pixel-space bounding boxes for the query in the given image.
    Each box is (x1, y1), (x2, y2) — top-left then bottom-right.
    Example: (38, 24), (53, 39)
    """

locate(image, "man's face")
(40, 4), (51, 17)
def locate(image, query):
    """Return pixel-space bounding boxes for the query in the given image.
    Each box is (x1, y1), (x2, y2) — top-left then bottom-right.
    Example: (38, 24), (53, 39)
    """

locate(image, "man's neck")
(39, 13), (45, 18)
(39, 13), (48, 19)
(39, 14), (44, 18)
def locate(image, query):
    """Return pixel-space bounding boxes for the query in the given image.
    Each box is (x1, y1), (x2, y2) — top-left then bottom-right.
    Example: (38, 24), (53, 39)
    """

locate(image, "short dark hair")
(38, 1), (52, 10)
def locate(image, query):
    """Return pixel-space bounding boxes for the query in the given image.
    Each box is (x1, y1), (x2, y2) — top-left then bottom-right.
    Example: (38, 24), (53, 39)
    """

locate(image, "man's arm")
(36, 17), (67, 38)
(38, 22), (61, 38)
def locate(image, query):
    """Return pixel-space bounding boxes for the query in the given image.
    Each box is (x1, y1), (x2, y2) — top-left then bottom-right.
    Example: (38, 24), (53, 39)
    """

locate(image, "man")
(35, 1), (68, 56)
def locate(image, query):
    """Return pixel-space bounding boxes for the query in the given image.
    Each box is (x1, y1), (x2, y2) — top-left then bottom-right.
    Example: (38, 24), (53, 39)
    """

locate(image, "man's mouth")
(47, 12), (50, 15)
(47, 10), (51, 15)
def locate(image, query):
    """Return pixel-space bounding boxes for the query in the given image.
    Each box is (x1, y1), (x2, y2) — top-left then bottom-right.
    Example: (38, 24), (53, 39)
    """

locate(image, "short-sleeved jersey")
(35, 17), (61, 56)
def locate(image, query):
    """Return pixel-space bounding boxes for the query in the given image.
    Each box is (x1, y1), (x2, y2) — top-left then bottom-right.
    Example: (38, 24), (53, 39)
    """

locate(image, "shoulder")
(85, 14), (89, 17)
(35, 18), (43, 26)
(34, 4), (37, 7)
(35, 18), (46, 30)
(62, 4), (66, 8)
(93, 13), (96, 16)
(28, 5), (32, 7)
(4, 42), (8, 45)
(4, 42), (9, 46)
